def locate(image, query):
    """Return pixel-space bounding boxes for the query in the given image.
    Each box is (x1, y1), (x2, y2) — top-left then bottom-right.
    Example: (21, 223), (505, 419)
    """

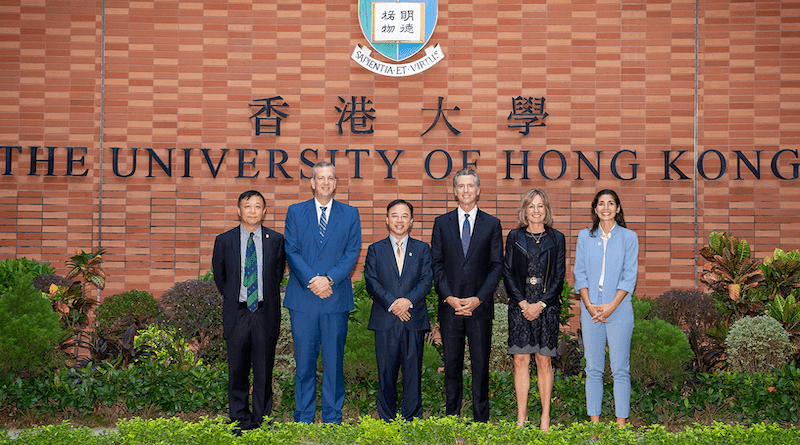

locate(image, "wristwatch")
(539, 301), (547, 309)
(326, 275), (334, 287)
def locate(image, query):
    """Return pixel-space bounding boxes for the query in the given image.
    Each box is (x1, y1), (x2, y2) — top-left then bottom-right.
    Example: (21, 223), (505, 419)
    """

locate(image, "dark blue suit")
(212, 225), (285, 430)
(284, 198), (361, 423)
(364, 236), (432, 421)
(431, 209), (503, 421)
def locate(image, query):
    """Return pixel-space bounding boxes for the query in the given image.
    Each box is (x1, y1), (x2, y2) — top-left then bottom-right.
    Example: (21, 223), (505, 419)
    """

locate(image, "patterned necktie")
(462, 214), (471, 256)
(319, 206), (327, 241)
(396, 240), (404, 274)
(244, 232), (258, 312)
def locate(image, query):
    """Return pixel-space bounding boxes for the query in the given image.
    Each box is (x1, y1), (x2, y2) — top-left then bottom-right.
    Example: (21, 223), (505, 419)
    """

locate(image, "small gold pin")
(598, 242), (601, 246)
(409, 252), (413, 256)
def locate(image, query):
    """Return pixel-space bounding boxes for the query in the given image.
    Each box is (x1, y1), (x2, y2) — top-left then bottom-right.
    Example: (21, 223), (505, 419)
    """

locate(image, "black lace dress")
(507, 231), (560, 357)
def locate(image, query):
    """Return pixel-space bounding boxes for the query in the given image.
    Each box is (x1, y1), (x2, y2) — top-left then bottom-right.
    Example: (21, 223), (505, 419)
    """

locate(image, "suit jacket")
(503, 226), (566, 308)
(574, 224), (638, 306)
(431, 209), (503, 320)
(365, 236), (433, 331)
(212, 225), (286, 339)
(283, 198), (362, 313)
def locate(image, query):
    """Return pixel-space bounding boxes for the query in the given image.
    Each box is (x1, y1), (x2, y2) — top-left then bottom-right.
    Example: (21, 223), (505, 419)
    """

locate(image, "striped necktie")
(244, 232), (258, 312)
(319, 206), (327, 241)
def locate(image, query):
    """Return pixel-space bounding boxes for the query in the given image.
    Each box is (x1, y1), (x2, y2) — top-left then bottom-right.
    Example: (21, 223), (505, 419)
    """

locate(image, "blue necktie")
(462, 214), (471, 256)
(319, 206), (327, 241)
(244, 232), (258, 312)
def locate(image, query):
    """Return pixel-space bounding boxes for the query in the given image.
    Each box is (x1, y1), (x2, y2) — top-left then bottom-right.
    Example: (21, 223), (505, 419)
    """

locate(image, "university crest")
(352, 0), (444, 77)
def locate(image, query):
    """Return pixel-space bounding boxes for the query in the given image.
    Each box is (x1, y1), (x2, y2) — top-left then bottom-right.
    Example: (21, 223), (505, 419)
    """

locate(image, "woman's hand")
(519, 301), (544, 321)
(590, 302), (618, 323)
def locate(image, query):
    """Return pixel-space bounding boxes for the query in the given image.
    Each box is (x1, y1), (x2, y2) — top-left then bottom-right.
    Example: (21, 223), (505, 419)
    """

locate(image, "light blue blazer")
(284, 198), (362, 313)
(573, 224), (638, 306)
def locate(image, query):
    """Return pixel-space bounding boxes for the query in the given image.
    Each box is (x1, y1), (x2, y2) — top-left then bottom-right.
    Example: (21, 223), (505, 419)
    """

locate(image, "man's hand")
(447, 296), (480, 316)
(391, 298), (412, 322)
(308, 276), (333, 298)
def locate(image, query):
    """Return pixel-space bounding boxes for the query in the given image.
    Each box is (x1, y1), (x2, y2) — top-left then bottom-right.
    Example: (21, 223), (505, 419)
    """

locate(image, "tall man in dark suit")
(284, 161), (362, 424)
(431, 168), (503, 422)
(365, 199), (432, 421)
(212, 190), (286, 431)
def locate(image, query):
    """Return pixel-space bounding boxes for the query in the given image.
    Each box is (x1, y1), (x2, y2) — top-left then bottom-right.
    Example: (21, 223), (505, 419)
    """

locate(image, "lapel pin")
(598, 242), (601, 246)
(265, 234), (269, 238)
(409, 252), (412, 257)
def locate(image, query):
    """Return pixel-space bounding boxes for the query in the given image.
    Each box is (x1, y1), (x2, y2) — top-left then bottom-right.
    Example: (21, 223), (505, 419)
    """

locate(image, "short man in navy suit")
(212, 190), (286, 431)
(365, 199), (433, 421)
(284, 161), (362, 424)
(431, 168), (503, 422)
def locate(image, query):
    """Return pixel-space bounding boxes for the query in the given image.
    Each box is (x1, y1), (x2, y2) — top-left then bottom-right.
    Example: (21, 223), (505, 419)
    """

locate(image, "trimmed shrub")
(726, 315), (792, 373)
(94, 289), (161, 338)
(0, 274), (63, 379)
(630, 316), (693, 388)
(159, 279), (226, 364)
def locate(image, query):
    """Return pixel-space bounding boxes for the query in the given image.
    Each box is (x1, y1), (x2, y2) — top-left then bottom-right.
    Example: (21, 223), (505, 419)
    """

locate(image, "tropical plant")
(65, 248), (107, 291)
(699, 232), (765, 321)
(758, 248), (800, 299)
(726, 315), (793, 373)
(765, 294), (800, 334)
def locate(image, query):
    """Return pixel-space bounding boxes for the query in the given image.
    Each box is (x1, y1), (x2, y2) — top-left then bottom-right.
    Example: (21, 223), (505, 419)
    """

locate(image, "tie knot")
(320, 206), (326, 214)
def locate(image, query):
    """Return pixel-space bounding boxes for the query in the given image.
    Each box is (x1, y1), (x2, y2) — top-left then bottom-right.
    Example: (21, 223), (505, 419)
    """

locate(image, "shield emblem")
(358, 0), (438, 62)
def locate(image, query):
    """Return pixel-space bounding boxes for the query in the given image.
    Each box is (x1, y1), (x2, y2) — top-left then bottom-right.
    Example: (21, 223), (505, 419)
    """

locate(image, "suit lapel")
(232, 226), (243, 288)
(382, 237), (402, 277)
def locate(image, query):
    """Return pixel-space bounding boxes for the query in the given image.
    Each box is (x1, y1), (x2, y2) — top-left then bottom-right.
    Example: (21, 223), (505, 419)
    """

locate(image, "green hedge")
(4, 417), (800, 445)
(2, 362), (799, 426)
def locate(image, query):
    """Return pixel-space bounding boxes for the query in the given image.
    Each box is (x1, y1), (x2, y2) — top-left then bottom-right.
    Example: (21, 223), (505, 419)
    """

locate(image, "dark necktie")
(462, 214), (471, 256)
(319, 206), (327, 241)
(244, 232), (258, 312)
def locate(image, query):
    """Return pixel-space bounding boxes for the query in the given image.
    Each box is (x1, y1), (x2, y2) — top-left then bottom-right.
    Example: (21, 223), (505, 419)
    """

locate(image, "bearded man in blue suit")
(365, 199), (432, 421)
(284, 161), (362, 424)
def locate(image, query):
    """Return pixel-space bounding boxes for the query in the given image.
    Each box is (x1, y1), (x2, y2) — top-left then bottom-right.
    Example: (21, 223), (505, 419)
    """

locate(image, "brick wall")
(1, 0), (798, 301)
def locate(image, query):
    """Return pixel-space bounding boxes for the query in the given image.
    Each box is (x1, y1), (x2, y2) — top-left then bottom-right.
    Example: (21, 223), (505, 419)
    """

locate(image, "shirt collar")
(389, 234), (409, 248)
(457, 205), (478, 222)
(600, 222), (616, 241)
(314, 197), (332, 211)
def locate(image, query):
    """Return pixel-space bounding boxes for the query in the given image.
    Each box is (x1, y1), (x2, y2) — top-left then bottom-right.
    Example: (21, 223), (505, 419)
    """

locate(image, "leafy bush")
(726, 315), (793, 373)
(158, 279), (226, 364)
(94, 290), (161, 338)
(0, 257), (55, 294)
(134, 324), (197, 368)
(0, 275), (64, 379)
(630, 316), (693, 388)
(652, 289), (724, 373)
(30, 274), (75, 293)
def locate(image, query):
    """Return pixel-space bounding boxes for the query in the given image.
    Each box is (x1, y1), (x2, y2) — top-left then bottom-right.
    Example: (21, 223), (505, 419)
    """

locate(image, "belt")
(528, 276), (541, 285)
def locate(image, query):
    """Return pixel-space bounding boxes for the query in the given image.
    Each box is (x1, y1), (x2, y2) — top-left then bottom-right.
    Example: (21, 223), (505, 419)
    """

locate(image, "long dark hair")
(589, 189), (626, 236)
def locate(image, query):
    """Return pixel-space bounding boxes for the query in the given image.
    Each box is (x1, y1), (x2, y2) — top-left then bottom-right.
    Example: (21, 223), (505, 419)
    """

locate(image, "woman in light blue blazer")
(573, 190), (638, 426)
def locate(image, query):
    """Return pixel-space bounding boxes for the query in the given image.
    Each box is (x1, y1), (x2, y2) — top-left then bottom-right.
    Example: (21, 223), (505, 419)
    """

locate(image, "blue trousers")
(580, 296), (634, 419)
(289, 309), (349, 424)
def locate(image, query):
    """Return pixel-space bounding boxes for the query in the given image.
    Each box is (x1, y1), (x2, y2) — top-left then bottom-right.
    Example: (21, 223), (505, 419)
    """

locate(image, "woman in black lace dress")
(503, 189), (566, 430)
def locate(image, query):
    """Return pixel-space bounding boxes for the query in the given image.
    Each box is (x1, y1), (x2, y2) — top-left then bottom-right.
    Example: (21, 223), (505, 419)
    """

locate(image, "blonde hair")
(517, 189), (553, 228)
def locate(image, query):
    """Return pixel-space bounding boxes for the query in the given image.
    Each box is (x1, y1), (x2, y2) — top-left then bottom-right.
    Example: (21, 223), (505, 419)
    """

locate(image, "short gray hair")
(452, 167), (480, 189)
(312, 161), (336, 178)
